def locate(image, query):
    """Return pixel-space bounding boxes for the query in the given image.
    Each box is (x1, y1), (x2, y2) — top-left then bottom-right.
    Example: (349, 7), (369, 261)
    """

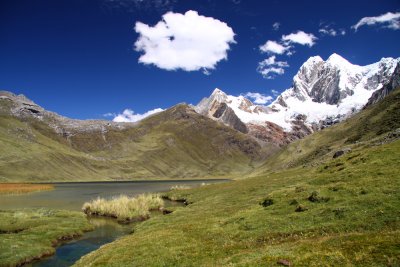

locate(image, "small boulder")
(295, 204), (308, 212)
(277, 259), (292, 266)
(333, 148), (352, 158)
(260, 198), (274, 207)
(308, 191), (330, 203)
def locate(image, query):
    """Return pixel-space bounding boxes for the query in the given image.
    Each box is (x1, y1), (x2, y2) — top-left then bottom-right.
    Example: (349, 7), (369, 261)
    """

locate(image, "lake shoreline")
(33, 178), (232, 184)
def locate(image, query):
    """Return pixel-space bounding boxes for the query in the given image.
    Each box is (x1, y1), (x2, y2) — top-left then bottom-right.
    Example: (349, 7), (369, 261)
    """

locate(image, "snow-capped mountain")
(196, 53), (400, 145)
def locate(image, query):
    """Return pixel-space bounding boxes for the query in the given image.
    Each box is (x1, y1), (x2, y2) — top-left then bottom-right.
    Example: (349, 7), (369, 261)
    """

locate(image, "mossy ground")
(0, 209), (93, 267)
(74, 139), (400, 266)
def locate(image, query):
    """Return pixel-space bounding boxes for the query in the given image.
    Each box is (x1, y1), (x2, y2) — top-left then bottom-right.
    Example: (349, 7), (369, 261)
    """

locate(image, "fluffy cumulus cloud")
(244, 92), (273, 105)
(259, 40), (289, 55)
(282, 31), (317, 47)
(352, 11), (400, 31)
(257, 55), (289, 79)
(134, 10), (236, 74)
(272, 22), (280, 31)
(257, 30), (317, 79)
(113, 108), (164, 123)
(258, 30), (316, 58)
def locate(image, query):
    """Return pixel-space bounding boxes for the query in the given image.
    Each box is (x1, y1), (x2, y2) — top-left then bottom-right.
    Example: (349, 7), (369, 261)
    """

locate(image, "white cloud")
(257, 30), (316, 79)
(103, 112), (116, 117)
(113, 108), (164, 122)
(352, 11), (400, 31)
(319, 28), (337, 36)
(261, 55), (289, 67)
(282, 31), (317, 47)
(258, 67), (285, 79)
(134, 10), (236, 73)
(244, 92), (273, 105)
(319, 24), (346, 36)
(259, 40), (290, 55)
(271, 89), (279, 96)
(257, 55), (289, 79)
(272, 22), (280, 31)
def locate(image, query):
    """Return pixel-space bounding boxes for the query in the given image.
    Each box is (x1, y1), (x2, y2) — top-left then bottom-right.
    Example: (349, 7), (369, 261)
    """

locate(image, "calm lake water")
(0, 179), (229, 267)
(0, 179), (229, 211)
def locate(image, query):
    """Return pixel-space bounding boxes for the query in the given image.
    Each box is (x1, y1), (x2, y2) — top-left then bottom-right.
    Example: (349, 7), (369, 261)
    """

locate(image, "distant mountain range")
(195, 54), (400, 145)
(0, 53), (398, 182)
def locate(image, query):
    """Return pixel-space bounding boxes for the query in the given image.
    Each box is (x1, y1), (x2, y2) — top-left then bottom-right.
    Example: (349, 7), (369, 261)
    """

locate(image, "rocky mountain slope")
(196, 54), (400, 145)
(254, 85), (400, 174)
(0, 92), (271, 182)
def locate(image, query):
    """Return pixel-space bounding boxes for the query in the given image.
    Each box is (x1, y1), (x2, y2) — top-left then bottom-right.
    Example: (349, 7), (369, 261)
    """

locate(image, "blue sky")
(0, 0), (399, 120)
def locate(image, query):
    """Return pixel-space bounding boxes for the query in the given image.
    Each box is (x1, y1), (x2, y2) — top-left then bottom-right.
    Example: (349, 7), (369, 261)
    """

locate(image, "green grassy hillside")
(74, 89), (400, 266)
(75, 132), (400, 267)
(0, 101), (271, 182)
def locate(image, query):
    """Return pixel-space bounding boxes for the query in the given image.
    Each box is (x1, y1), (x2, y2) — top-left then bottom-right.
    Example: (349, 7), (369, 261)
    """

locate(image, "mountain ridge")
(196, 54), (400, 145)
(0, 53), (398, 182)
(0, 94), (270, 182)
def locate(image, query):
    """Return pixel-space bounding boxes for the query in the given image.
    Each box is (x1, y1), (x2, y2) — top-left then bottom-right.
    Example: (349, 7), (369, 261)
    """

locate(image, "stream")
(0, 179), (229, 266)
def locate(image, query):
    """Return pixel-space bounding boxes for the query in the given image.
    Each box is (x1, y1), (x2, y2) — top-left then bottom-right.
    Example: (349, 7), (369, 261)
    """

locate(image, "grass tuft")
(82, 194), (164, 222)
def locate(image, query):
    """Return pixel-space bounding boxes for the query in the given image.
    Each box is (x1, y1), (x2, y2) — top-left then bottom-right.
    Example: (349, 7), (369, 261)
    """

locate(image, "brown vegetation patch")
(0, 183), (53, 195)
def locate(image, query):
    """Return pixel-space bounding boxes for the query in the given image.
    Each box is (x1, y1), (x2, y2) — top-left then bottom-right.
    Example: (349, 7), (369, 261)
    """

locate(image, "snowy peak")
(196, 54), (399, 145)
(210, 88), (228, 101)
(271, 54), (399, 128)
(326, 53), (353, 67)
(284, 54), (399, 106)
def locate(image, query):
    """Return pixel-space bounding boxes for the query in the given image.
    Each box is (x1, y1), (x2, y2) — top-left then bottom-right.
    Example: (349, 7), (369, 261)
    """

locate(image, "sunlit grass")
(82, 194), (164, 222)
(75, 140), (400, 266)
(0, 183), (53, 195)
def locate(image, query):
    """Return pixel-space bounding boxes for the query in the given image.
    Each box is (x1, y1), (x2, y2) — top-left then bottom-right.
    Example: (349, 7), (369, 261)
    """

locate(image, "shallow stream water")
(0, 179), (229, 266)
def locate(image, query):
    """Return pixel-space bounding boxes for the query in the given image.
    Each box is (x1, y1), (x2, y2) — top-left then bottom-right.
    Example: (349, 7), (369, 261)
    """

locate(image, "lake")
(0, 179), (229, 210)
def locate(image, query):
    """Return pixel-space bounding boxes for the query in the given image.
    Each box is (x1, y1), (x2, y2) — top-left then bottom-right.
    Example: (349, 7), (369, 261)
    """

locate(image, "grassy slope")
(74, 90), (400, 266)
(0, 103), (270, 182)
(0, 209), (93, 267)
(75, 141), (400, 266)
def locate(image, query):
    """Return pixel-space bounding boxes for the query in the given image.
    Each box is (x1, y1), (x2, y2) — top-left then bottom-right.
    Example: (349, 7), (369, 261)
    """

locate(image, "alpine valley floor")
(74, 90), (400, 266)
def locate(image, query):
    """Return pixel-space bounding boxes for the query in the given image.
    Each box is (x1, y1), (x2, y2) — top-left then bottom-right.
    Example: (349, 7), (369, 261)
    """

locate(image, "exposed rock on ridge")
(195, 54), (400, 145)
